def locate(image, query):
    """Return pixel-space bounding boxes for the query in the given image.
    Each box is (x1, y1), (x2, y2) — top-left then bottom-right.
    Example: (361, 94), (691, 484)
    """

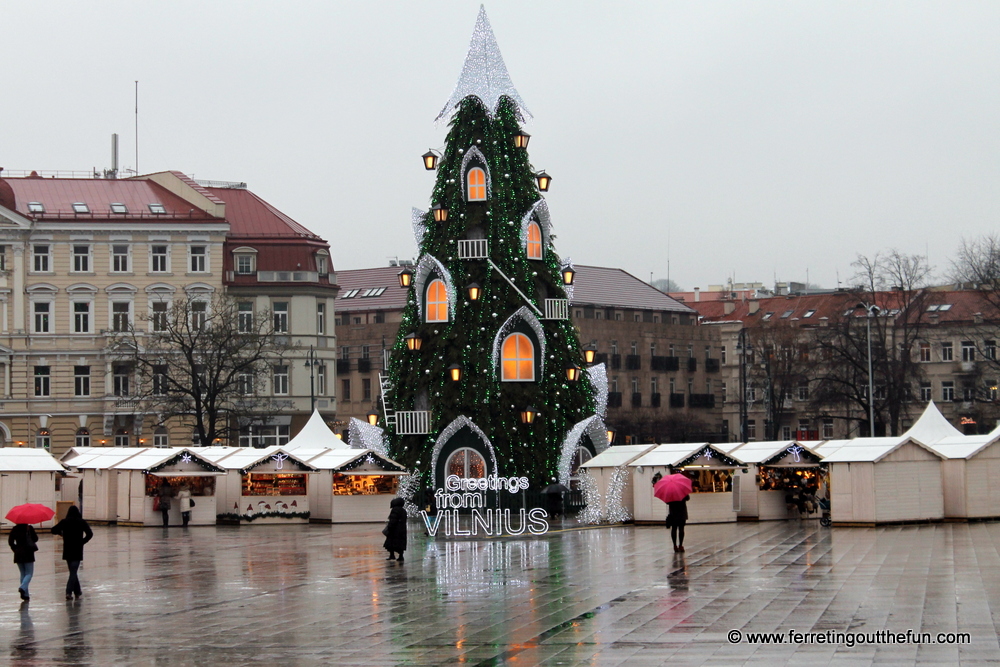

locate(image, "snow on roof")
(580, 444), (658, 469)
(188, 446), (316, 472)
(902, 401), (963, 445)
(109, 448), (226, 472)
(302, 448), (407, 473)
(819, 436), (943, 463)
(629, 443), (743, 468)
(726, 441), (822, 465)
(926, 434), (1000, 460)
(0, 448), (67, 472)
(283, 410), (349, 450)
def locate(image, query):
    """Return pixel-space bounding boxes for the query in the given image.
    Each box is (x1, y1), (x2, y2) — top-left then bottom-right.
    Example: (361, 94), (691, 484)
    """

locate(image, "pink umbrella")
(5, 503), (55, 525)
(653, 474), (693, 504)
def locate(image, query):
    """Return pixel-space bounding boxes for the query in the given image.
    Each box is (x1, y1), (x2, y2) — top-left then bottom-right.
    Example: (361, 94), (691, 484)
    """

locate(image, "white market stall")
(820, 436), (944, 525)
(193, 447), (317, 524)
(299, 448), (409, 523)
(629, 443), (744, 524)
(59, 447), (148, 523)
(112, 448), (226, 526)
(727, 441), (825, 520)
(0, 448), (66, 531)
(578, 444), (657, 523)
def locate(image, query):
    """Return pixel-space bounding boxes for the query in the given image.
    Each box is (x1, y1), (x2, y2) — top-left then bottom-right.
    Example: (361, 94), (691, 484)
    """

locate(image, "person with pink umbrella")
(6, 503), (54, 601)
(653, 473), (693, 553)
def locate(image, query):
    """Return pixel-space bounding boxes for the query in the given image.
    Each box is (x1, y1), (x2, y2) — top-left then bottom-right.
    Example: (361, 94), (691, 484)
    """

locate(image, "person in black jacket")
(666, 495), (690, 552)
(51, 505), (94, 600)
(383, 497), (408, 562)
(8, 523), (38, 601)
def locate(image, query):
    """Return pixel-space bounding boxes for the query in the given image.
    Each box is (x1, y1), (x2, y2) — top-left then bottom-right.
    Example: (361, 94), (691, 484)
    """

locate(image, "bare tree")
(811, 250), (932, 436)
(111, 294), (292, 446)
(746, 324), (813, 440)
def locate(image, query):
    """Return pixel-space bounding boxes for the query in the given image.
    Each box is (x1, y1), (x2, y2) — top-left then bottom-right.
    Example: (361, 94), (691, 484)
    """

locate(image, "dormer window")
(72, 202), (90, 214)
(27, 202), (44, 213)
(467, 167), (487, 201)
(426, 278), (449, 322)
(526, 221), (542, 259)
(148, 203), (166, 214)
(110, 203), (128, 214)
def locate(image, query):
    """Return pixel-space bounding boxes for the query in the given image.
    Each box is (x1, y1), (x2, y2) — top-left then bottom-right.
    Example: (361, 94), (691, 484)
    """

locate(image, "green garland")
(145, 451), (225, 474)
(339, 452), (407, 473)
(675, 446), (743, 469)
(385, 97), (596, 486)
(216, 511), (311, 522)
(239, 454), (313, 474)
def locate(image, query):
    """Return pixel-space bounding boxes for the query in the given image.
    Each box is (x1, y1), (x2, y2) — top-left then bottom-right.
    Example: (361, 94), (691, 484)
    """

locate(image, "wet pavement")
(2, 518), (998, 666)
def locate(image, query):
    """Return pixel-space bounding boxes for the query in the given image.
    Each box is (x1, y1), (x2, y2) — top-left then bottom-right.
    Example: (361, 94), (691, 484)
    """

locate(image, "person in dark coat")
(8, 523), (38, 601)
(51, 505), (94, 600)
(666, 495), (690, 552)
(157, 480), (173, 527)
(383, 497), (408, 562)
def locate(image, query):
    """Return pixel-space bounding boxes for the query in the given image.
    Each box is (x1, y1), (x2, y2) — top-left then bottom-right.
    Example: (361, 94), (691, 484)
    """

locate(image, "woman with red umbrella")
(6, 503), (54, 601)
(653, 473), (693, 553)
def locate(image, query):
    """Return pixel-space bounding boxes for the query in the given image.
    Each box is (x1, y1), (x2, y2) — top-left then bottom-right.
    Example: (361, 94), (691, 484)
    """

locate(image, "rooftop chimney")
(694, 287), (700, 302)
(748, 301), (760, 315)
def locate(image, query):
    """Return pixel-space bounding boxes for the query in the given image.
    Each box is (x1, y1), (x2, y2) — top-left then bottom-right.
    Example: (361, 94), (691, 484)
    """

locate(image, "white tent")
(726, 441), (824, 520)
(283, 410), (349, 451)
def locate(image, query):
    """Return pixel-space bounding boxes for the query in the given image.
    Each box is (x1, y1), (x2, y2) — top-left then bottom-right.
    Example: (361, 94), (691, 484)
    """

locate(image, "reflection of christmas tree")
(382, 7), (606, 490)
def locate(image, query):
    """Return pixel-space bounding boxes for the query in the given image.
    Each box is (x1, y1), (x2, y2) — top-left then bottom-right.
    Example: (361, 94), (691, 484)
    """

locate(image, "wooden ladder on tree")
(378, 373), (396, 429)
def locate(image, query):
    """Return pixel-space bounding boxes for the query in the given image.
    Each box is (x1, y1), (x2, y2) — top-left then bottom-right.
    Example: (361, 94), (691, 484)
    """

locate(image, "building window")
(151, 245), (169, 273)
(154, 427), (169, 448)
(273, 302), (289, 333)
(34, 366), (50, 397)
(112, 301), (131, 332)
(152, 301), (169, 332)
(705, 345), (711, 359)
(113, 365), (131, 397)
(501, 333), (535, 381)
(919, 341), (931, 362)
(238, 424), (290, 448)
(466, 167), (487, 201)
(112, 244), (130, 273)
(747, 420), (756, 441)
(426, 279), (448, 323)
(316, 255), (328, 274)
(363, 378), (372, 401)
(189, 245), (207, 273)
(821, 418), (834, 439)
(340, 346), (350, 360)
(526, 221), (542, 259)
(341, 379), (351, 401)
(797, 382), (809, 401)
(273, 365), (289, 395)
(721, 382), (727, 403)
(941, 342), (953, 362)
(76, 429), (90, 448)
(962, 341), (976, 362)
(36, 429), (50, 450)
(942, 381), (955, 402)
(73, 302), (91, 334)
(920, 382), (932, 401)
(985, 341), (997, 361)
(651, 377), (659, 394)
(235, 254), (254, 275)
(115, 430), (130, 447)
(721, 346), (727, 365)
(73, 244), (91, 272)
(32, 244), (50, 272)
(781, 425), (792, 440)
(153, 365), (169, 395)
(74, 366), (90, 397)
(317, 365), (326, 395)
(237, 372), (254, 396)
(374, 311), (385, 324)
(238, 302), (254, 333)
(317, 302), (326, 335)
(33, 302), (51, 333)
(190, 301), (208, 330)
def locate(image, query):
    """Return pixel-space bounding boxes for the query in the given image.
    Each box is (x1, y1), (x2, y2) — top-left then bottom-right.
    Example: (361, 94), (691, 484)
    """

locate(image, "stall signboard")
(421, 475), (549, 537)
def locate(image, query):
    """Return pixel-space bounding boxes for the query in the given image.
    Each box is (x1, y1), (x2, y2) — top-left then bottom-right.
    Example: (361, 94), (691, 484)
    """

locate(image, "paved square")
(2, 519), (998, 665)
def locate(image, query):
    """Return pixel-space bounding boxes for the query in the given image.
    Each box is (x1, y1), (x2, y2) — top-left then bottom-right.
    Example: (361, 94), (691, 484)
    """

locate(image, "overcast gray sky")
(3, 1), (998, 291)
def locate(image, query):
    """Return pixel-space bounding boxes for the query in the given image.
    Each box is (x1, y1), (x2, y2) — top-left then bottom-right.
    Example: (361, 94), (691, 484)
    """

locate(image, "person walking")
(157, 480), (173, 527)
(177, 484), (193, 527)
(383, 497), (407, 562)
(666, 494), (690, 552)
(8, 523), (38, 601)
(50, 506), (93, 600)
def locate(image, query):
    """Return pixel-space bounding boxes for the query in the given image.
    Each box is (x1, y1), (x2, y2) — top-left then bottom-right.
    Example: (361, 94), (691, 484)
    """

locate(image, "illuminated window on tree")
(466, 167), (487, 201)
(446, 448), (486, 478)
(426, 279), (448, 322)
(501, 332), (535, 381)
(526, 221), (542, 259)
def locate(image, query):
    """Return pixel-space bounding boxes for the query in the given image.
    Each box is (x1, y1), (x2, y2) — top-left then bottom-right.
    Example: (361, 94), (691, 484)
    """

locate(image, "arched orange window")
(467, 167), (487, 201)
(526, 221), (542, 259)
(501, 333), (535, 381)
(426, 279), (448, 322)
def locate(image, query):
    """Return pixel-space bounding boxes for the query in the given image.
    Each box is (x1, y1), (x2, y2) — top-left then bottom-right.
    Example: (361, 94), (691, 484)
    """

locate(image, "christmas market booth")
(193, 447), (317, 524)
(0, 448), (66, 531)
(629, 443), (744, 524)
(818, 436), (944, 525)
(298, 448), (409, 523)
(577, 444), (657, 524)
(111, 448), (226, 527)
(59, 447), (149, 524)
(727, 440), (825, 521)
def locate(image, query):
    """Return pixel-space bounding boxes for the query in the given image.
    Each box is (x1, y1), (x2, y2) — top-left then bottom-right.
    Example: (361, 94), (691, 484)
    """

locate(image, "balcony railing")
(395, 411), (431, 435)
(689, 393), (716, 408)
(256, 270), (320, 283)
(625, 355), (641, 370)
(458, 239), (489, 259)
(544, 299), (569, 320)
(607, 392), (623, 408)
(705, 358), (721, 373)
(669, 393), (685, 408)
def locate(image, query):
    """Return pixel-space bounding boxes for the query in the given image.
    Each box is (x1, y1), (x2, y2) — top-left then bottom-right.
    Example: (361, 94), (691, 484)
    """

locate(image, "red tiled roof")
(0, 176), (220, 222)
(208, 187), (320, 239)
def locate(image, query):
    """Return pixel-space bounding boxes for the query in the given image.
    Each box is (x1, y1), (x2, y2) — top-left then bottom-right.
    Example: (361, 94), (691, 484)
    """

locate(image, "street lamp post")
(304, 345), (316, 412)
(737, 328), (752, 442)
(856, 303), (880, 436)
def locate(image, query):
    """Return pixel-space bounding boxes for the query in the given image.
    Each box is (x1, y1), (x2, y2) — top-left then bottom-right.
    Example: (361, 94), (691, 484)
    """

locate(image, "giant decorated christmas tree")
(381, 7), (609, 494)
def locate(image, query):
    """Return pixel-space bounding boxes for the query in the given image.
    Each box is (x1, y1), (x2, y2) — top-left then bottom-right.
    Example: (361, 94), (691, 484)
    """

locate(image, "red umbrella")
(653, 474), (693, 504)
(5, 503), (55, 525)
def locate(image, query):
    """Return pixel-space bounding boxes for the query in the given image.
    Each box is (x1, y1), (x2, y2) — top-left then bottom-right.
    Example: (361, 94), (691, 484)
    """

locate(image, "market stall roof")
(189, 446), (317, 474)
(282, 410), (349, 451)
(303, 448), (408, 474)
(0, 447), (67, 472)
(629, 443), (744, 469)
(903, 401), (964, 445)
(926, 434), (999, 460)
(109, 448), (227, 473)
(819, 436), (943, 463)
(727, 441), (823, 466)
(580, 444), (657, 469)
(62, 448), (149, 470)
